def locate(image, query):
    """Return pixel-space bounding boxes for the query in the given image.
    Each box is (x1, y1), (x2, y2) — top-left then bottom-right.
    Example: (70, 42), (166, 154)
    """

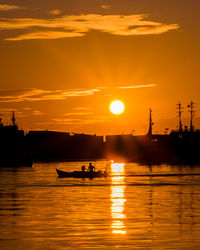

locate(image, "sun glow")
(110, 100), (125, 115)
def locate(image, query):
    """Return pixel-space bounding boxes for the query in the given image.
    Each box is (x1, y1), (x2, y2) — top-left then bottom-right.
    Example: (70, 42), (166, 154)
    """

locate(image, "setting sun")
(110, 100), (125, 115)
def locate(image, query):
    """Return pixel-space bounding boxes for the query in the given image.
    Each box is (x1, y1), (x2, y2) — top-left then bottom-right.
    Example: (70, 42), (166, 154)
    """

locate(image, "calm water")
(1, 161), (200, 249)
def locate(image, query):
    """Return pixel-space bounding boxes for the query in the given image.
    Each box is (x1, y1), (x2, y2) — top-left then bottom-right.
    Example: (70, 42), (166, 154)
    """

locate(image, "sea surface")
(1, 161), (200, 249)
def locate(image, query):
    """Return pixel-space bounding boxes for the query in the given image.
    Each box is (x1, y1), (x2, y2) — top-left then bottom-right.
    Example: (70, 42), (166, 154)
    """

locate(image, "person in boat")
(88, 162), (95, 173)
(81, 165), (86, 172)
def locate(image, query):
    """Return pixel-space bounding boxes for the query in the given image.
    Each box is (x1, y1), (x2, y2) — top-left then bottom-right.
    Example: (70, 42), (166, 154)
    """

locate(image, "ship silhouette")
(0, 112), (32, 166)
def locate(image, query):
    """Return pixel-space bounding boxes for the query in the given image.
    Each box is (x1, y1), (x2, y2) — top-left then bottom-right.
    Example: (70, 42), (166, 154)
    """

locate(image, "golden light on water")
(110, 163), (127, 235)
(111, 163), (124, 174)
(110, 100), (125, 115)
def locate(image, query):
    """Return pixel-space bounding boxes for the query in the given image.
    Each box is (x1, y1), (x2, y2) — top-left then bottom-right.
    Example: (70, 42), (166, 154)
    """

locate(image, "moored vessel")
(56, 168), (108, 178)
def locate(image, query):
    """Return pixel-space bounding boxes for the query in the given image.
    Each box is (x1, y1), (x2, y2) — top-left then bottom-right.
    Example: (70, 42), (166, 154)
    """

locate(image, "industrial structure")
(0, 102), (200, 165)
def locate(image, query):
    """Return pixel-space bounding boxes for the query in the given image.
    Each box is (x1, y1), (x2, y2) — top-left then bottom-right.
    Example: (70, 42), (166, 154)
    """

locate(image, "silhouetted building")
(27, 131), (104, 161)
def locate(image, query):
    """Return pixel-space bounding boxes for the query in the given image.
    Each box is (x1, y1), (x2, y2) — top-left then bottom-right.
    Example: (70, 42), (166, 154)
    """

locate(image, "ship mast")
(188, 101), (195, 132)
(147, 108), (153, 136)
(176, 102), (183, 133)
(12, 111), (16, 127)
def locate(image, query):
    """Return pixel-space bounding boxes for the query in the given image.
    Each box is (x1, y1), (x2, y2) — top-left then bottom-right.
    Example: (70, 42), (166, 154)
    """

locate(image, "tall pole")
(147, 108), (153, 136)
(188, 101), (195, 132)
(12, 111), (16, 126)
(176, 102), (183, 133)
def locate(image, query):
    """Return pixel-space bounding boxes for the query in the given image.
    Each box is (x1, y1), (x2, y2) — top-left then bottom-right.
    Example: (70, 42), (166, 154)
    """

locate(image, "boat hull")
(56, 169), (108, 178)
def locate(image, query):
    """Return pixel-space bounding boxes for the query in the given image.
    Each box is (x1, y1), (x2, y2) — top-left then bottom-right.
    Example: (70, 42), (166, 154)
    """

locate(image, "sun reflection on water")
(110, 163), (127, 235)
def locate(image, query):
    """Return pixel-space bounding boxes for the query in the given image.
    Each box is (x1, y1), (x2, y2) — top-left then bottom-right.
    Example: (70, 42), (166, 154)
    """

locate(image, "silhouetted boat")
(56, 168), (108, 178)
(0, 112), (33, 167)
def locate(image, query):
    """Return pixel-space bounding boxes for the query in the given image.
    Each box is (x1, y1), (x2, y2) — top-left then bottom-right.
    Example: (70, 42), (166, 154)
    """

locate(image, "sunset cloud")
(0, 85), (156, 102)
(6, 31), (84, 41)
(0, 88), (100, 102)
(73, 107), (92, 110)
(32, 110), (44, 116)
(101, 5), (111, 10)
(63, 112), (94, 116)
(49, 9), (61, 15)
(117, 84), (156, 89)
(0, 14), (179, 41)
(52, 117), (109, 125)
(23, 107), (32, 110)
(0, 108), (17, 112)
(0, 4), (22, 11)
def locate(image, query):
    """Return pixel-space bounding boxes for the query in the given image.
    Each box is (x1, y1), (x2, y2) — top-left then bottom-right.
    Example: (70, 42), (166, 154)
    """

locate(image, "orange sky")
(0, 0), (200, 135)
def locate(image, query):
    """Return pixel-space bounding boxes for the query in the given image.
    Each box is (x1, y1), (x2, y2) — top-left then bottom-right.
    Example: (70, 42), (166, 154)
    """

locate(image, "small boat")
(56, 168), (108, 178)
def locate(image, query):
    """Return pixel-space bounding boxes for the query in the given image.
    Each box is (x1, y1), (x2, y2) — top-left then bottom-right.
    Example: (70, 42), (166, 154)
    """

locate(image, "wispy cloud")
(0, 14), (179, 41)
(52, 117), (109, 125)
(0, 88), (100, 103)
(23, 107), (32, 110)
(6, 31), (84, 41)
(101, 5), (111, 10)
(73, 107), (92, 110)
(0, 108), (17, 112)
(49, 9), (61, 15)
(117, 84), (156, 89)
(64, 89), (100, 97)
(0, 4), (22, 11)
(0, 84), (156, 103)
(32, 110), (44, 116)
(63, 112), (94, 116)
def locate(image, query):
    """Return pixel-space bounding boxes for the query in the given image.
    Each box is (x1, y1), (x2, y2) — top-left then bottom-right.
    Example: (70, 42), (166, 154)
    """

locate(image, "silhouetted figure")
(88, 162), (95, 173)
(81, 165), (85, 172)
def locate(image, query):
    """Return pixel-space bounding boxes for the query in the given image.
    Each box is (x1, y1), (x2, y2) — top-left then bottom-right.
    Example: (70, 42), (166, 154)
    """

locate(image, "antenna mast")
(147, 108), (153, 136)
(188, 101), (195, 132)
(176, 102), (183, 133)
